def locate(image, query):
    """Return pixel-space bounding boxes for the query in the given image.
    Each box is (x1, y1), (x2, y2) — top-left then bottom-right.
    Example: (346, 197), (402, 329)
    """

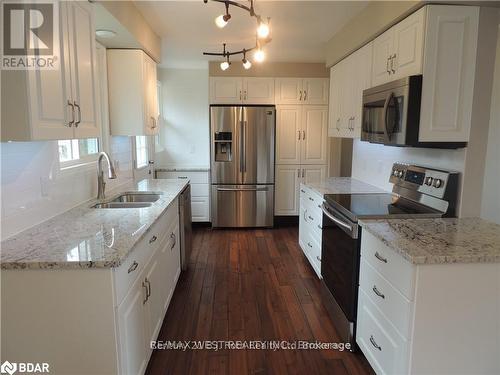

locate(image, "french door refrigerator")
(210, 105), (275, 227)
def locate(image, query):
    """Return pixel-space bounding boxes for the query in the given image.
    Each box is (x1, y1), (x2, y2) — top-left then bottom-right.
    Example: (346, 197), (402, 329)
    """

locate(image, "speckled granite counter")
(359, 218), (500, 264)
(0, 179), (188, 270)
(303, 177), (387, 196)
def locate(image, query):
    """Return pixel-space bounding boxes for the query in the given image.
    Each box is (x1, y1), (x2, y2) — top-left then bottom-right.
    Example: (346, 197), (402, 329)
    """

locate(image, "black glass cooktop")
(324, 193), (442, 222)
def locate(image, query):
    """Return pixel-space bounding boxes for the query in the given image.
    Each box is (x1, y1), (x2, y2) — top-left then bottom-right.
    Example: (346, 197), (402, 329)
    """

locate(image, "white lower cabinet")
(298, 186), (323, 278)
(357, 229), (500, 375)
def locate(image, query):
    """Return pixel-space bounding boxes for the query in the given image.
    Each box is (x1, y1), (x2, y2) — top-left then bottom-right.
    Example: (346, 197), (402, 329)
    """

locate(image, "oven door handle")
(383, 91), (394, 142)
(321, 203), (353, 232)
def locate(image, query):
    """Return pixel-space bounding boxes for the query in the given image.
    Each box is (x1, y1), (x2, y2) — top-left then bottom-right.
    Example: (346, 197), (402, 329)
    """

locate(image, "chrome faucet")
(97, 151), (117, 200)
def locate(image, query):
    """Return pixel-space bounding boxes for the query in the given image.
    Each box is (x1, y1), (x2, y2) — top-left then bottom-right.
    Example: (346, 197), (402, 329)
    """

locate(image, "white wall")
(0, 137), (133, 240)
(155, 68), (209, 168)
(480, 26), (500, 224)
(351, 140), (466, 193)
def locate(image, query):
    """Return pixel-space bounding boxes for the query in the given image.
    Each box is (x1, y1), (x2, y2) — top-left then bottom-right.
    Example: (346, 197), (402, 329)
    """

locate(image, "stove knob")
(397, 170), (404, 178)
(425, 177), (433, 186)
(392, 170), (399, 177)
(433, 178), (443, 188)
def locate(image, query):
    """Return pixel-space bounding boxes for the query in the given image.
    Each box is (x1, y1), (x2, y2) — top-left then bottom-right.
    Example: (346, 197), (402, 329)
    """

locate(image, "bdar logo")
(2, 2), (53, 56)
(0, 361), (17, 375)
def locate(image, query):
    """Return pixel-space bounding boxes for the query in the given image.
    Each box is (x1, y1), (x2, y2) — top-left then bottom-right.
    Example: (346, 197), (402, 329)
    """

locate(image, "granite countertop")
(359, 218), (500, 265)
(303, 177), (387, 196)
(0, 179), (189, 270)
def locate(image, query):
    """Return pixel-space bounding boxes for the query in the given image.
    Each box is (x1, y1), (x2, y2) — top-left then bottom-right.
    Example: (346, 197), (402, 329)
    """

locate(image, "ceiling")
(133, 1), (369, 69)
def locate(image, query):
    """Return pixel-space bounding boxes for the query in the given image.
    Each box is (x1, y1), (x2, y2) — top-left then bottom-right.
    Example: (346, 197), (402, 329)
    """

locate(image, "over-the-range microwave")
(361, 75), (466, 149)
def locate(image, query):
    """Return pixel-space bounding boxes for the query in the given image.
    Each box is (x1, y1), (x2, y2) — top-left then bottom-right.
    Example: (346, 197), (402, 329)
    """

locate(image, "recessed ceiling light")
(95, 29), (116, 39)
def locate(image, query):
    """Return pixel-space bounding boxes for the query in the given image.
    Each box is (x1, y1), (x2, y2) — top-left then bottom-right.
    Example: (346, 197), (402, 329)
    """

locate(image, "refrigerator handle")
(239, 120), (244, 172)
(241, 120), (247, 172)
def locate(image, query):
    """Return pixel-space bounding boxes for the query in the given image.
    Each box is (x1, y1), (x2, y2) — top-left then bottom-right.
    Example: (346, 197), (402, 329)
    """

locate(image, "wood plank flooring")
(146, 227), (374, 375)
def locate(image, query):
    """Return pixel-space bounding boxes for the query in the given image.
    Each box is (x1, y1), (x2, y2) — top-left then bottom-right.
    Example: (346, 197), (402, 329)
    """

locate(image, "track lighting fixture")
(253, 48), (265, 63)
(242, 50), (252, 70)
(257, 19), (270, 39)
(214, 2), (231, 28)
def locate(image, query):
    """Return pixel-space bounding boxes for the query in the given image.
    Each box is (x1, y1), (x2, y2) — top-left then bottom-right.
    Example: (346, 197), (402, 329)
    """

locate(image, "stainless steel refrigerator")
(210, 105), (275, 228)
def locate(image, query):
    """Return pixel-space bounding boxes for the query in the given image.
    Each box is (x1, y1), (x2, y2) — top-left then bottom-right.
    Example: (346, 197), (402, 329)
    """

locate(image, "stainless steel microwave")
(361, 75), (466, 149)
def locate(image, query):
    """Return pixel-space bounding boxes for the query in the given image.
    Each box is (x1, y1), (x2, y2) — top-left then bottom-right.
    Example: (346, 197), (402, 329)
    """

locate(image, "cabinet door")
(117, 276), (149, 375)
(27, 3), (73, 140)
(67, 1), (100, 139)
(144, 55), (159, 135)
(301, 106), (328, 165)
(302, 165), (327, 185)
(419, 5), (479, 142)
(353, 43), (373, 137)
(144, 255), (167, 343)
(392, 7), (425, 79)
(243, 77), (275, 104)
(371, 28), (394, 86)
(276, 105), (302, 164)
(275, 78), (303, 104)
(275, 165), (300, 215)
(328, 65), (341, 137)
(303, 78), (329, 105)
(210, 77), (243, 104)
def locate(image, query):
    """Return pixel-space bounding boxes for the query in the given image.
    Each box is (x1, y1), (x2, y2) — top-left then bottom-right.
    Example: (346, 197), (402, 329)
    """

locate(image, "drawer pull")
(308, 215), (314, 221)
(308, 197), (314, 201)
(178, 176), (188, 179)
(316, 256), (321, 262)
(142, 281), (149, 304)
(127, 261), (138, 274)
(300, 189), (305, 193)
(170, 233), (177, 250)
(149, 235), (158, 244)
(372, 285), (385, 299)
(307, 242), (313, 248)
(317, 224), (322, 230)
(374, 251), (388, 263)
(370, 335), (382, 351)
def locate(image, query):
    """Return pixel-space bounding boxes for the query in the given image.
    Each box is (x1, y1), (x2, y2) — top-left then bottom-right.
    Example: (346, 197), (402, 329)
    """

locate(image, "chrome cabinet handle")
(303, 90), (307, 101)
(127, 261), (138, 274)
(336, 118), (340, 131)
(316, 256), (321, 262)
(301, 169), (305, 178)
(67, 100), (75, 127)
(372, 285), (385, 299)
(170, 232), (176, 250)
(391, 54), (396, 73)
(307, 242), (312, 248)
(308, 197), (314, 202)
(297, 169), (300, 178)
(239, 90), (242, 100)
(178, 176), (188, 179)
(302, 130), (305, 140)
(74, 101), (81, 127)
(374, 251), (388, 263)
(386, 56), (391, 74)
(298, 130), (301, 140)
(142, 280), (148, 304)
(151, 117), (157, 129)
(317, 224), (322, 230)
(299, 90), (303, 101)
(244, 90), (247, 100)
(300, 189), (305, 193)
(145, 278), (151, 298)
(308, 215), (314, 221)
(370, 335), (382, 351)
(149, 235), (157, 244)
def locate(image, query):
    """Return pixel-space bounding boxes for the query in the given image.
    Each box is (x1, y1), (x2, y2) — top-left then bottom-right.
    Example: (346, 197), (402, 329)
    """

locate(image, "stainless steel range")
(320, 163), (460, 350)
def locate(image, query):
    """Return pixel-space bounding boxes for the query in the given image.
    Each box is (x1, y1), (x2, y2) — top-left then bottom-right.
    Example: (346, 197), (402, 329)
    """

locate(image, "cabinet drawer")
(156, 171), (209, 184)
(114, 200), (178, 304)
(192, 196), (210, 222)
(359, 259), (413, 339)
(361, 230), (415, 300)
(190, 183), (209, 197)
(357, 289), (409, 375)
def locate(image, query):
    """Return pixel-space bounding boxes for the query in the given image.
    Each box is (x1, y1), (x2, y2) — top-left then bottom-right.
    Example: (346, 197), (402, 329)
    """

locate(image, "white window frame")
(58, 138), (100, 170)
(134, 135), (149, 170)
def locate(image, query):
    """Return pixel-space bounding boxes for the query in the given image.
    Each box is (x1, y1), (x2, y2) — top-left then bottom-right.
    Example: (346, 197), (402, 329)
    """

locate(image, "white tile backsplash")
(0, 137), (133, 240)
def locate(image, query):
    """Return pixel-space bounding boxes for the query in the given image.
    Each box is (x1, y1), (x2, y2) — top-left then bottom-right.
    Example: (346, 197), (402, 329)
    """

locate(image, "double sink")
(92, 192), (162, 209)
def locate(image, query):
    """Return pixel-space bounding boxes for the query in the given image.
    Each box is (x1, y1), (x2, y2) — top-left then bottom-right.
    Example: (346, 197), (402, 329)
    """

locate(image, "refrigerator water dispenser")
(214, 131), (232, 162)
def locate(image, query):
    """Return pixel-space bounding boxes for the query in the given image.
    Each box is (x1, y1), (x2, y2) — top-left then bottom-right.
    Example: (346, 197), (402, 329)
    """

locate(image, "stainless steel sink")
(92, 202), (153, 209)
(110, 192), (162, 203)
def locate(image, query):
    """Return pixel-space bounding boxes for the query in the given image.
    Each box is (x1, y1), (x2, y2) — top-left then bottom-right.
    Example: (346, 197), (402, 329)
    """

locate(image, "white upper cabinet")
(209, 77), (274, 104)
(275, 78), (329, 105)
(1, 1), (100, 141)
(328, 42), (373, 139)
(276, 106), (302, 164)
(107, 49), (159, 136)
(419, 6), (479, 142)
(371, 7), (425, 86)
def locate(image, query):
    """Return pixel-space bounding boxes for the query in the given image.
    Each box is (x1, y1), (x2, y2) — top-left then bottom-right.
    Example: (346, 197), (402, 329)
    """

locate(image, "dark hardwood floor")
(146, 226), (374, 375)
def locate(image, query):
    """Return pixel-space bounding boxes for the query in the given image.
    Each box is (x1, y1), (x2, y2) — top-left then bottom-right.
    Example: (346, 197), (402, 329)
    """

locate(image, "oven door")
(320, 203), (360, 346)
(362, 84), (407, 146)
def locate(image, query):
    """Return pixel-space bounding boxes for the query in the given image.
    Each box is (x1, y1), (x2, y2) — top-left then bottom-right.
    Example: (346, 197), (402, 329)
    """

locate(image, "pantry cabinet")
(209, 77), (275, 104)
(1, 1), (100, 141)
(328, 42), (372, 138)
(276, 105), (328, 165)
(371, 7), (425, 86)
(275, 78), (329, 105)
(107, 49), (159, 136)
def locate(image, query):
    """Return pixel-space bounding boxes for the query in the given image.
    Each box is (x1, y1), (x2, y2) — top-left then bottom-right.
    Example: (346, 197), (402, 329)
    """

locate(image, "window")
(135, 136), (148, 169)
(58, 138), (99, 166)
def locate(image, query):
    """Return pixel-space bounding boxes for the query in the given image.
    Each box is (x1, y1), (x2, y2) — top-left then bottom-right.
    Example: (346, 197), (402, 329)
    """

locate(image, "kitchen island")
(1, 178), (188, 375)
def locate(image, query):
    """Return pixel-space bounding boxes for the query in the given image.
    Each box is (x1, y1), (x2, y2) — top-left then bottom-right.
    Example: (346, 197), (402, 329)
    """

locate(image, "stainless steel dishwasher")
(179, 184), (192, 270)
